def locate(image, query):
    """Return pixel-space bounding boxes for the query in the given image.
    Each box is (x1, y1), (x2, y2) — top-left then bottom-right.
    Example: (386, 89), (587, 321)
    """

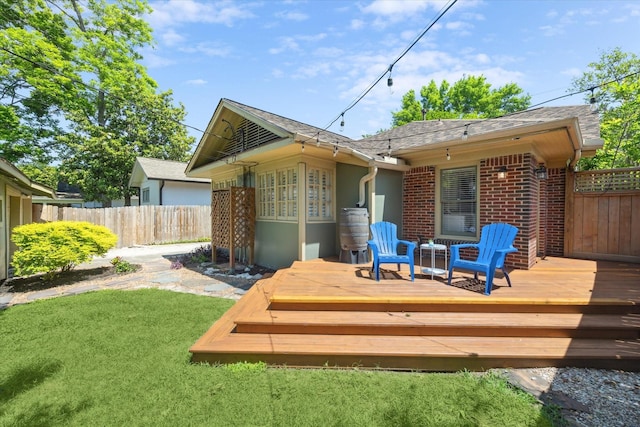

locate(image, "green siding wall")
(305, 222), (336, 260)
(374, 169), (404, 234)
(255, 221), (298, 269)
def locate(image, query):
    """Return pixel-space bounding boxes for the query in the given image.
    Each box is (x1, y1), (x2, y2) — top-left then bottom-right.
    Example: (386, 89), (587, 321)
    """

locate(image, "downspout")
(356, 166), (377, 208)
(159, 180), (165, 205)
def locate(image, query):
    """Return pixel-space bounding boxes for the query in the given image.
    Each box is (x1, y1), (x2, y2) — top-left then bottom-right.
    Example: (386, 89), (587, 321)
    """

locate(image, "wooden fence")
(35, 205), (211, 248)
(565, 167), (640, 263)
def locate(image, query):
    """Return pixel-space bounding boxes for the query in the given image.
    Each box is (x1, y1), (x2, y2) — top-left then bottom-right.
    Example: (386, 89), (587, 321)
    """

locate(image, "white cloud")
(162, 29), (185, 46)
(314, 47), (344, 58)
(350, 19), (365, 30)
(181, 42), (231, 57)
(142, 50), (175, 68)
(561, 67), (583, 78)
(185, 79), (207, 85)
(148, 0), (256, 28)
(269, 33), (327, 54)
(275, 10), (309, 21)
(361, 0), (442, 17)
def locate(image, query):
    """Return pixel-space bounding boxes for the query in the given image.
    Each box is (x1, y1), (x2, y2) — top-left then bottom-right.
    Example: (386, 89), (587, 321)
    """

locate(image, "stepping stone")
(63, 285), (100, 295)
(27, 289), (59, 301)
(204, 283), (233, 292)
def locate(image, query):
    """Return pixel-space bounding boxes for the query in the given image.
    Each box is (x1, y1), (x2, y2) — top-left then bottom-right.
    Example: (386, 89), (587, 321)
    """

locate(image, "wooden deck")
(190, 256), (640, 371)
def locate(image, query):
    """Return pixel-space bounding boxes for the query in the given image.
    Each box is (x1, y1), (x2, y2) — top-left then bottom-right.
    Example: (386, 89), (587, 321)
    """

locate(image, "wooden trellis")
(211, 187), (255, 269)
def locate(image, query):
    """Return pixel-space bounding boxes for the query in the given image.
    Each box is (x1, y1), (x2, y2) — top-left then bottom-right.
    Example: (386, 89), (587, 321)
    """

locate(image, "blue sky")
(142, 0), (640, 142)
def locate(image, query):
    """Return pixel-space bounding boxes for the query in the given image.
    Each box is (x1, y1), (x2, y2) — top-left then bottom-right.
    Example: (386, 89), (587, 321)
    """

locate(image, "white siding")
(162, 181), (210, 206)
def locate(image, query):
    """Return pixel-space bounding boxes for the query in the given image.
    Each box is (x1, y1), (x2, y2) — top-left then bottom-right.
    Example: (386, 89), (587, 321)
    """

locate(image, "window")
(257, 168), (297, 220)
(142, 188), (150, 203)
(277, 168), (297, 220)
(440, 166), (477, 237)
(307, 167), (333, 221)
(257, 171), (275, 218)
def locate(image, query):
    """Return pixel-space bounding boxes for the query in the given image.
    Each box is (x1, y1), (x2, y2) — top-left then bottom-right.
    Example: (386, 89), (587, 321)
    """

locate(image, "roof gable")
(129, 157), (210, 187)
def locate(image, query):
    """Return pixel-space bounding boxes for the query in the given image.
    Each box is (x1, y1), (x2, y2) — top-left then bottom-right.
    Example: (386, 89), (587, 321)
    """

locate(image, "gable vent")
(227, 118), (281, 155)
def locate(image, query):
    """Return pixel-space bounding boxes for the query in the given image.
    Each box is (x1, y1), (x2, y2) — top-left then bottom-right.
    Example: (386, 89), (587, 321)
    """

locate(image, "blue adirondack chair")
(447, 223), (518, 295)
(368, 221), (416, 281)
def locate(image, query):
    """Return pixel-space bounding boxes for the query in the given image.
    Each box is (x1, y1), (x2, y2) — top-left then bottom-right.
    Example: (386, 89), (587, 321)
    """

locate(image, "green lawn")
(0, 290), (558, 426)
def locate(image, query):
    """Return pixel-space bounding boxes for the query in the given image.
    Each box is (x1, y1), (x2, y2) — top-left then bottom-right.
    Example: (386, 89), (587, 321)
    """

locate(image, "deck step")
(190, 334), (640, 371)
(234, 311), (640, 339)
(269, 296), (640, 314)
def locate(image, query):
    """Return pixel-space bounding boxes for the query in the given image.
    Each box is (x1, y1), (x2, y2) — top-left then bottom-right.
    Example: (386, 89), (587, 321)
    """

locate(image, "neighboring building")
(33, 182), (104, 208)
(129, 157), (211, 206)
(0, 158), (56, 281)
(186, 98), (602, 270)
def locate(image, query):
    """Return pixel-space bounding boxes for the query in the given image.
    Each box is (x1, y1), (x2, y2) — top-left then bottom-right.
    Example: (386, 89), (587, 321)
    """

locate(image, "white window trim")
(436, 163), (479, 240)
(257, 166), (298, 222)
(306, 165), (335, 222)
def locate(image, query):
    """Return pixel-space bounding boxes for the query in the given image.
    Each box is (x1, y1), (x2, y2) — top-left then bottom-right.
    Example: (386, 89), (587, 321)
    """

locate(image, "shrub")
(11, 221), (118, 279)
(110, 256), (136, 273)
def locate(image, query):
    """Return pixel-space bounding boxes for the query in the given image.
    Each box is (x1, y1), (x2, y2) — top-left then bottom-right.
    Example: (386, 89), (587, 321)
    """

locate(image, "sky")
(141, 0), (640, 142)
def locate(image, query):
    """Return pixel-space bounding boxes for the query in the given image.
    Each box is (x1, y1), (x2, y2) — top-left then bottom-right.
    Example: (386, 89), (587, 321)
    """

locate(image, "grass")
(0, 290), (557, 426)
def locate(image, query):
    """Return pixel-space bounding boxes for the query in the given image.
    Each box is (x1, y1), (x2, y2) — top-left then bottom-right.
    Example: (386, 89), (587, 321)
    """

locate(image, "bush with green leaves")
(11, 221), (118, 279)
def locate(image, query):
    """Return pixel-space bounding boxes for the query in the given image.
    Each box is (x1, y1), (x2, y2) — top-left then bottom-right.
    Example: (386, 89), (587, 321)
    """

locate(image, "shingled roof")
(348, 105), (600, 157)
(133, 157), (210, 183)
(223, 99), (353, 144)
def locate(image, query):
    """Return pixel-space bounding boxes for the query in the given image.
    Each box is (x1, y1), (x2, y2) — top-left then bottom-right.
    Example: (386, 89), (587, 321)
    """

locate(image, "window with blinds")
(258, 168), (297, 220)
(440, 166), (477, 237)
(276, 168), (297, 220)
(307, 167), (333, 221)
(257, 171), (275, 219)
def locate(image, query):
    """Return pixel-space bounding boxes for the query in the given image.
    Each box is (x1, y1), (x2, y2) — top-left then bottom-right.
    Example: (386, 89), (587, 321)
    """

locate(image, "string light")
(333, 145), (339, 157)
(387, 139), (392, 156)
(387, 65), (393, 87)
(462, 124), (469, 141)
(316, 133), (320, 147)
(301, 141), (305, 152)
(340, 113), (345, 131)
(589, 88), (598, 112)
(446, 148), (451, 161)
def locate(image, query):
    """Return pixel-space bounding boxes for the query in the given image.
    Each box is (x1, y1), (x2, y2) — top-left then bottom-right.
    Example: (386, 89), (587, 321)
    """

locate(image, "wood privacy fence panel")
(565, 168), (640, 263)
(36, 205), (211, 248)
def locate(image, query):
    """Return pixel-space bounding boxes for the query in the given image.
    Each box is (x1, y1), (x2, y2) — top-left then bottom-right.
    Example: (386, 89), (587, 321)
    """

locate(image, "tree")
(0, 0), (194, 204)
(391, 75), (531, 127)
(570, 48), (640, 170)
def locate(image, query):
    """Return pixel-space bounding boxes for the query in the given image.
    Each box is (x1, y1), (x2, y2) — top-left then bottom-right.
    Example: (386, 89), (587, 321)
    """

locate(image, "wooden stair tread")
(192, 334), (640, 358)
(235, 310), (639, 335)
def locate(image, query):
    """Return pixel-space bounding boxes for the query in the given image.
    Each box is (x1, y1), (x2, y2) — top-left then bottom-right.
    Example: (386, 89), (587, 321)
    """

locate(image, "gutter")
(356, 165), (377, 208)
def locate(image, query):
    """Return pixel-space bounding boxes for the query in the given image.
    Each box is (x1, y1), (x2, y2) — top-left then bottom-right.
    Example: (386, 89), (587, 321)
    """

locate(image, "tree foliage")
(571, 48), (640, 170)
(391, 75), (531, 127)
(0, 0), (194, 204)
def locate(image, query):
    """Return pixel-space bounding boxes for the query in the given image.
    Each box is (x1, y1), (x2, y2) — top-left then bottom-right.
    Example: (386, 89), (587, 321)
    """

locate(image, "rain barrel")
(339, 208), (369, 264)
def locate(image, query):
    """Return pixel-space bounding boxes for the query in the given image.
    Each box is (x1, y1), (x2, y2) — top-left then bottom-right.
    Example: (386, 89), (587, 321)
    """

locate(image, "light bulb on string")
(462, 124), (469, 141)
(446, 148), (451, 161)
(340, 113), (345, 132)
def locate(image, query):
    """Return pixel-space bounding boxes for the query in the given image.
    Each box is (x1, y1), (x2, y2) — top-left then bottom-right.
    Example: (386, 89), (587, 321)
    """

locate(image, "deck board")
(190, 256), (640, 371)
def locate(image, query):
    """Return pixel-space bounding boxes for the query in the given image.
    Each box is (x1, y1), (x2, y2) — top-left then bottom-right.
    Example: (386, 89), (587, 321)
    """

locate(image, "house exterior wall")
(403, 153), (553, 271)
(305, 222), (336, 260)
(140, 180), (161, 205)
(162, 181), (211, 206)
(374, 169), (404, 233)
(545, 167), (566, 257)
(255, 221), (298, 269)
(0, 181), (6, 281)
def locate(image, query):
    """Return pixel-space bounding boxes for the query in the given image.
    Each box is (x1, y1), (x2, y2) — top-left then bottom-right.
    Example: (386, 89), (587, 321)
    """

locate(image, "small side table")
(420, 243), (448, 279)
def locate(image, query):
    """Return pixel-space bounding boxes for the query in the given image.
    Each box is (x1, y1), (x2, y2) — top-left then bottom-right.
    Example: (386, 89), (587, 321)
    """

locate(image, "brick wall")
(480, 154), (537, 269)
(545, 167), (566, 256)
(402, 153), (556, 271)
(402, 166), (435, 242)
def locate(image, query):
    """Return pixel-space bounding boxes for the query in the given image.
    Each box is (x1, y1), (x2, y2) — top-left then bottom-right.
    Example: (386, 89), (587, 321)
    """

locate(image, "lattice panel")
(211, 189), (231, 248)
(575, 167), (640, 193)
(211, 187), (255, 267)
